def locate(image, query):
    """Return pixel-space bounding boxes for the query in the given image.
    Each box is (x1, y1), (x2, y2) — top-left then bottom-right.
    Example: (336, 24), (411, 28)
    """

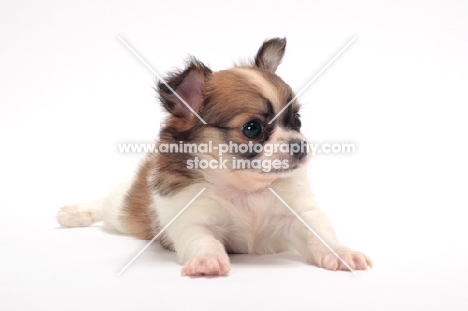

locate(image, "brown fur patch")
(121, 158), (157, 240)
(153, 116), (205, 196)
(121, 156), (174, 250)
(202, 68), (294, 126)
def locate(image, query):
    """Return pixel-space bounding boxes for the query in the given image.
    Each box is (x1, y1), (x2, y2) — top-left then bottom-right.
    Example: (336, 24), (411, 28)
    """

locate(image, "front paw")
(312, 247), (373, 271)
(181, 254), (230, 277)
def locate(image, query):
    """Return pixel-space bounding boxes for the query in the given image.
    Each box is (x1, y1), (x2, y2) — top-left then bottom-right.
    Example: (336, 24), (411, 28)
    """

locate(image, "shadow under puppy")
(57, 38), (372, 276)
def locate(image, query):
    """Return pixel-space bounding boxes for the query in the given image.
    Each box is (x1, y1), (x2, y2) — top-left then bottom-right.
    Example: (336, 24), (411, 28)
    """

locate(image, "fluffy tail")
(57, 199), (104, 227)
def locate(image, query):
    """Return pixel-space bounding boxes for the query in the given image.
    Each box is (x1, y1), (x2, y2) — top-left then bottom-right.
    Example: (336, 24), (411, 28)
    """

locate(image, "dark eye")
(242, 120), (263, 139)
(294, 114), (302, 130)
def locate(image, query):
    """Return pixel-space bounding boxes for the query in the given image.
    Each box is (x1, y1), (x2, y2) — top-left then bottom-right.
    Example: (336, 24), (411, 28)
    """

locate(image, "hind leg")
(57, 198), (104, 227)
(57, 182), (132, 234)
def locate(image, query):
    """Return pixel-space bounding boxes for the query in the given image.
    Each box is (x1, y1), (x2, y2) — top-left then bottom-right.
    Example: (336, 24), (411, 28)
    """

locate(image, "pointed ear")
(254, 37), (286, 72)
(158, 58), (211, 119)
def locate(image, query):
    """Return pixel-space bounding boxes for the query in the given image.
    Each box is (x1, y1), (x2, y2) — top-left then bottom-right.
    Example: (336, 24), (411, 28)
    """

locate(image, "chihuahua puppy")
(57, 38), (372, 276)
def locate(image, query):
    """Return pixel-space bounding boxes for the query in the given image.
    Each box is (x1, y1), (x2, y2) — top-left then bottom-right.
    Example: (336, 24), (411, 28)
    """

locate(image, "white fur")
(154, 169), (371, 273)
(58, 136), (372, 275)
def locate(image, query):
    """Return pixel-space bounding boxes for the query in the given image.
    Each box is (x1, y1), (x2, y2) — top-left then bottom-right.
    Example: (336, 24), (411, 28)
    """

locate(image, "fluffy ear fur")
(158, 58), (211, 119)
(254, 37), (286, 72)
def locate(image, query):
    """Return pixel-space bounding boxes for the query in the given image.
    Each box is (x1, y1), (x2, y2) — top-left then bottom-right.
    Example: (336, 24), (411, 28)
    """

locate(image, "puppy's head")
(156, 38), (308, 193)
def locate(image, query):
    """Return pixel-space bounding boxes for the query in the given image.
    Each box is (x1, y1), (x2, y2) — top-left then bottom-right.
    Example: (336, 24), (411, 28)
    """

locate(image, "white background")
(1, 0), (467, 310)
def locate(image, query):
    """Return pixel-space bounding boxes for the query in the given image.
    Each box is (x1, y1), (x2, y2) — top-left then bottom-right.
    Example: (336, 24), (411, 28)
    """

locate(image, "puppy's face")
(157, 38), (308, 192)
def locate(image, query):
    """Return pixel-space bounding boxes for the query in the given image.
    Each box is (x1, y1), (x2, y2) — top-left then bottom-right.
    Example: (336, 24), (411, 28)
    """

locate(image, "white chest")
(212, 187), (296, 254)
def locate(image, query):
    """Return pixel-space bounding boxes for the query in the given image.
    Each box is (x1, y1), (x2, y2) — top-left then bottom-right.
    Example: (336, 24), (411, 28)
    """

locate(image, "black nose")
(289, 140), (308, 160)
